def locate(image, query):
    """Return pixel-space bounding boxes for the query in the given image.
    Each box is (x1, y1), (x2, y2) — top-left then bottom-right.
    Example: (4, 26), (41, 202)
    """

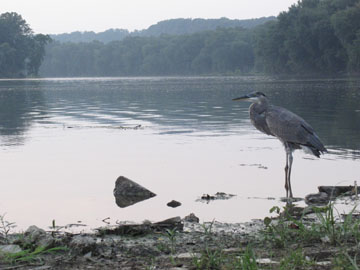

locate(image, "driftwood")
(318, 186), (357, 198)
(97, 217), (183, 236)
(305, 185), (358, 206)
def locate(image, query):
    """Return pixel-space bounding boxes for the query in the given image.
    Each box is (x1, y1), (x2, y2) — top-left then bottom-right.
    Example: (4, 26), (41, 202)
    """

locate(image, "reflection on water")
(0, 76), (359, 229)
(1, 77), (359, 155)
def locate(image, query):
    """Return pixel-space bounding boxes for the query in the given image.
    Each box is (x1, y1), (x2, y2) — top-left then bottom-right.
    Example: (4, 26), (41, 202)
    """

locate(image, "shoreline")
(1, 201), (360, 269)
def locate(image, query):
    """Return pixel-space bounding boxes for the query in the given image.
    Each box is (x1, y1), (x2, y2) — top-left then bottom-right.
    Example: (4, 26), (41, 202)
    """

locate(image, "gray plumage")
(233, 91), (327, 199)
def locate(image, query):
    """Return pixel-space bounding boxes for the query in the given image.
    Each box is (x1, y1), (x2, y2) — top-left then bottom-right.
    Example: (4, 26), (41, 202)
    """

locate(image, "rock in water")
(167, 200), (181, 208)
(113, 176), (156, 208)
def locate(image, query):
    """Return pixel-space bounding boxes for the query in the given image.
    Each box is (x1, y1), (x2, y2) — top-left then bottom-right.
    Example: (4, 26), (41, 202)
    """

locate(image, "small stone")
(155, 216), (184, 231)
(316, 261), (332, 266)
(256, 258), (279, 264)
(25, 225), (46, 240)
(321, 235), (331, 243)
(167, 200), (181, 208)
(70, 235), (97, 254)
(184, 213), (200, 223)
(305, 192), (329, 205)
(0, 244), (22, 254)
(84, 251), (92, 258)
(176, 252), (200, 259)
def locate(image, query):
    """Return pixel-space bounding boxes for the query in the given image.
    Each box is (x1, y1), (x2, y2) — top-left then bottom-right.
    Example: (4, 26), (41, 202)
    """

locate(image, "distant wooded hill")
(3, 0), (359, 78)
(41, 0), (360, 77)
(50, 17), (275, 43)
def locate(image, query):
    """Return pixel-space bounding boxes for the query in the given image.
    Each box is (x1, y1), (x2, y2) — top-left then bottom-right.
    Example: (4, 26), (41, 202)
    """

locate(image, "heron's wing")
(265, 106), (326, 152)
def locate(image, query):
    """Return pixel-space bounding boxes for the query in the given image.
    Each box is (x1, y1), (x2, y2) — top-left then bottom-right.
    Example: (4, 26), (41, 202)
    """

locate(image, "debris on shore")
(305, 185), (358, 205)
(198, 192), (236, 202)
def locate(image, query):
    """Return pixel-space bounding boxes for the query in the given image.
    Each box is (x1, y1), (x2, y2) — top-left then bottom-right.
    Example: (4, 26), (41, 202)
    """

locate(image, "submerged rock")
(113, 176), (156, 208)
(167, 200), (182, 208)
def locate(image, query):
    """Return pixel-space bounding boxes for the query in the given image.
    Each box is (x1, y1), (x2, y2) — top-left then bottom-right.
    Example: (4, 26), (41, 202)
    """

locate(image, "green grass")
(1, 245), (68, 264)
(279, 249), (314, 270)
(262, 201), (360, 269)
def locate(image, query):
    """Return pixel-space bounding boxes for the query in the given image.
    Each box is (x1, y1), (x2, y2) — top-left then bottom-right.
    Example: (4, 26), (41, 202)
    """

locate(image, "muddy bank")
(1, 201), (360, 270)
(0, 216), (263, 270)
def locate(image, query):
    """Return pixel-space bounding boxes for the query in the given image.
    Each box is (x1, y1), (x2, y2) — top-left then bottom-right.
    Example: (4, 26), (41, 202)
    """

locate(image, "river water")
(0, 76), (359, 230)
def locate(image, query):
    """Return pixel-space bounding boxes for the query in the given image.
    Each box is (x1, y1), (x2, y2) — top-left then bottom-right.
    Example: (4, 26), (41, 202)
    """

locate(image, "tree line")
(0, 12), (50, 78)
(50, 17), (275, 44)
(41, 0), (360, 77)
(254, 0), (360, 74)
(1, 0), (360, 78)
(40, 28), (254, 76)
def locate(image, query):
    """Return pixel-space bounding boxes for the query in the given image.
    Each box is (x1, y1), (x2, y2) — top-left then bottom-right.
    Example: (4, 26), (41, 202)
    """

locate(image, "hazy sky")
(2, 0), (299, 34)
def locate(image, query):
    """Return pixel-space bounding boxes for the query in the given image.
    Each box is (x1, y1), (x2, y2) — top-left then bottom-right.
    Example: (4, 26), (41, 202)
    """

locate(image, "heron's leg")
(284, 150), (289, 198)
(287, 151), (294, 198)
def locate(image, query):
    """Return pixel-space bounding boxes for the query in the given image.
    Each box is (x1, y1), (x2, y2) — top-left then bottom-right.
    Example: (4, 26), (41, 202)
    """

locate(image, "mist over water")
(0, 76), (359, 230)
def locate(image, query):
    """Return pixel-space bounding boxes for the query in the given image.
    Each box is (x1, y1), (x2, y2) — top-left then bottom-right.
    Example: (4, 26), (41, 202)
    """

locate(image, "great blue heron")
(233, 91), (327, 199)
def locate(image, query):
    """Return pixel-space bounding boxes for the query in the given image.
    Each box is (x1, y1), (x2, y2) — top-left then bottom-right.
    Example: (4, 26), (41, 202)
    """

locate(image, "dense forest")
(41, 0), (360, 77)
(41, 28), (254, 76)
(254, 0), (360, 74)
(1, 0), (360, 78)
(0, 12), (50, 78)
(50, 17), (275, 43)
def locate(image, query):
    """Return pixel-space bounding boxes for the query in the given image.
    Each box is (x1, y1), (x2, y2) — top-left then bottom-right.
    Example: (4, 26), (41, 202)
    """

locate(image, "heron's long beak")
(232, 94), (251, 101)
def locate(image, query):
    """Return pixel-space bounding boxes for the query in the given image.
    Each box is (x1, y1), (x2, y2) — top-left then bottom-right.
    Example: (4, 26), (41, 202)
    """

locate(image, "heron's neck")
(260, 96), (269, 104)
(249, 97), (269, 114)
(254, 96), (269, 107)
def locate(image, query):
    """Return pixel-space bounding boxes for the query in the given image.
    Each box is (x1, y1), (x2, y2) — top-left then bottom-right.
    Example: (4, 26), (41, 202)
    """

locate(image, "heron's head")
(232, 91), (267, 103)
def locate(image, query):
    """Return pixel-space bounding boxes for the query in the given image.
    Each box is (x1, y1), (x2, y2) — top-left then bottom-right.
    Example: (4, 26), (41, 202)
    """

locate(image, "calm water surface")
(0, 76), (359, 230)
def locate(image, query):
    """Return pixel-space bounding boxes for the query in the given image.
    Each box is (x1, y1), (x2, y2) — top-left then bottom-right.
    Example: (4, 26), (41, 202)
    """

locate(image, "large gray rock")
(113, 176), (156, 208)
(24, 225), (54, 248)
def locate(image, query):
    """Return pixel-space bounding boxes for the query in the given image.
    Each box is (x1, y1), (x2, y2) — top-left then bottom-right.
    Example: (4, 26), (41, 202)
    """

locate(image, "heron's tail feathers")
(301, 135), (327, 158)
(301, 145), (327, 158)
(307, 133), (327, 156)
